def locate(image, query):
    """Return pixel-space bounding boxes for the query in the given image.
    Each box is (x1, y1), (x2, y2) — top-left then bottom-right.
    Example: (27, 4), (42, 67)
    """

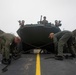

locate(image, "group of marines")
(0, 16), (76, 65)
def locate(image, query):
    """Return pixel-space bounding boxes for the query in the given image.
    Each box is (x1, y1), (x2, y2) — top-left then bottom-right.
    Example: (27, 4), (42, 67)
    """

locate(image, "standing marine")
(55, 20), (62, 27)
(18, 20), (25, 28)
(40, 16), (48, 25)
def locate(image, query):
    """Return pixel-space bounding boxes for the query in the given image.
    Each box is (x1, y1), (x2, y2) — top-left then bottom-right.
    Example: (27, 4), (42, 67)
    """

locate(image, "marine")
(0, 29), (4, 53)
(55, 20), (62, 27)
(0, 33), (21, 64)
(49, 29), (76, 60)
(18, 20), (25, 28)
(40, 16), (48, 25)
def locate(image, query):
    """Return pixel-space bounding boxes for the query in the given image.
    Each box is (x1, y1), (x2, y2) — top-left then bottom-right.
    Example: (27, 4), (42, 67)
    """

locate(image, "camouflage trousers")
(0, 39), (10, 60)
(0, 43), (1, 53)
(54, 37), (76, 56)
(0, 39), (5, 54)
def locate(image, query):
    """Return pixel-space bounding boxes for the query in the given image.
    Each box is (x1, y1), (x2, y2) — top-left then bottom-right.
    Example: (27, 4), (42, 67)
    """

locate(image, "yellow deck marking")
(36, 53), (41, 75)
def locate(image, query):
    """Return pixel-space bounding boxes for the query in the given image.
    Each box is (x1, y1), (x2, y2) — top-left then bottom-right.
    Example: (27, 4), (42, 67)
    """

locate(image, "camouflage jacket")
(54, 30), (75, 45)
(0, 33), (15, 43)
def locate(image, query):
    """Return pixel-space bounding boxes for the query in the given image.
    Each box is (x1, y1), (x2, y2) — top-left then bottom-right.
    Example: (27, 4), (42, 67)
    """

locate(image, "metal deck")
(0, 54), (76, 75)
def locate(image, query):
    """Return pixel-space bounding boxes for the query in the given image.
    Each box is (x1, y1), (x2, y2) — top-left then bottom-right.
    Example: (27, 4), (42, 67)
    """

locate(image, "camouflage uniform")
(0, 30), (4, 53)
(42, 19), (48, 25)
(0, 38), (5, 53)
(53, 30), (76, 57)
(40, 16), (48, 25)
(0, 38), (2, 53)
(0, 33), (15, 60)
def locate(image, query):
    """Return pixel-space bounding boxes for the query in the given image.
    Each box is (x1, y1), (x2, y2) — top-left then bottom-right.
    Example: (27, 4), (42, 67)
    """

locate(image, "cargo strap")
(25, 42), (52, 48)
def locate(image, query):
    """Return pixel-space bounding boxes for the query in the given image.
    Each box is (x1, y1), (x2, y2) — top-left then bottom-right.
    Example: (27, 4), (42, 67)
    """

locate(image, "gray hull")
(17, 24), (61, 52)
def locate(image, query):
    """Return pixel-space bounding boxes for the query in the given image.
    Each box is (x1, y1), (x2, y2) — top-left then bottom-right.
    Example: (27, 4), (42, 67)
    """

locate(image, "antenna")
(40, 15), (42, 21)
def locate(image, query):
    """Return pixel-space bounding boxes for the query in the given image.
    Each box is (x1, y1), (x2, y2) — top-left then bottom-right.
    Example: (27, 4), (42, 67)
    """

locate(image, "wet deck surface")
(41, 54), (76, 75)
(0, 54), (36, 75)
(0, 54), (76, 75)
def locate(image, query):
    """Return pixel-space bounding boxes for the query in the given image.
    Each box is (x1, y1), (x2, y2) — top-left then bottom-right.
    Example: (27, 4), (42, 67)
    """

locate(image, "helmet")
(43, 16), (46, 18)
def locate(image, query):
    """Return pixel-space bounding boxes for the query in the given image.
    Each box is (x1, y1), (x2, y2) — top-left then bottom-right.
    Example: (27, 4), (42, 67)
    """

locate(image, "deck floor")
(0, 53), (76, 75)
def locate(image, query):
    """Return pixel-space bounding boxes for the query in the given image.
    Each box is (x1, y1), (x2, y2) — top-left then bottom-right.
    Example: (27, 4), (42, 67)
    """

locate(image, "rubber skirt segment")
(17, 25), (60, 51)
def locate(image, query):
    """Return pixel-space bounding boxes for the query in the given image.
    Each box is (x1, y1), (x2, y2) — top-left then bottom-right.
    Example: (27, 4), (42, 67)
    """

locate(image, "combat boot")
(70, 54), (76, 58)
(12, 53), (21, 60)
(1, 58), (11, 65)
(55, 55), (64, 60)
